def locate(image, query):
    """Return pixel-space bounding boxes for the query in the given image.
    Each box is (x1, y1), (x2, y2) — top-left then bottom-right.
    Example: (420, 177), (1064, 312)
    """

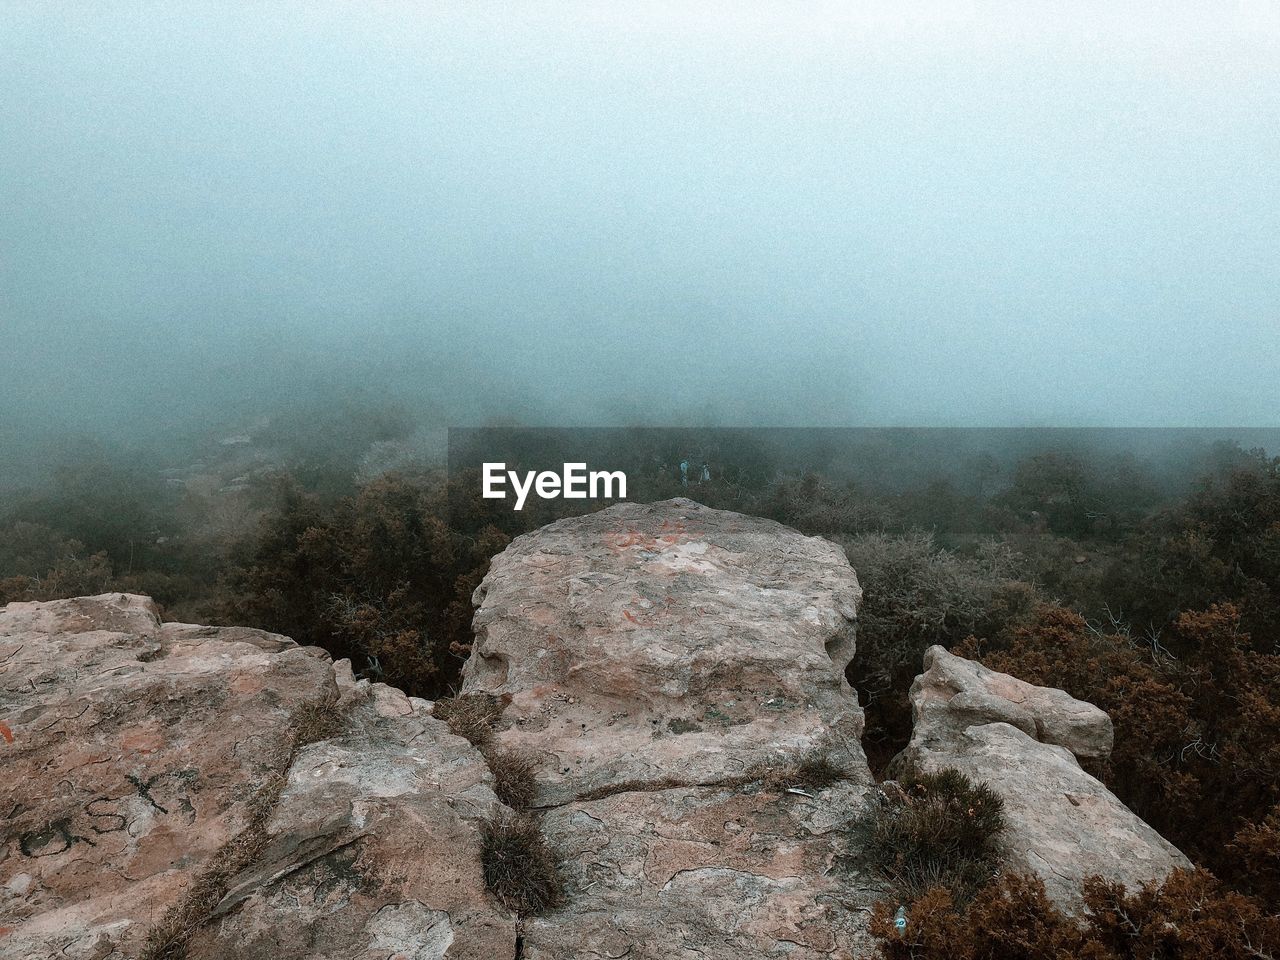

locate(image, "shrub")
(839, 533), (1040, 772)
(1102, 451), (1280, 640)
(960, 603), (1280, 890)
(1227, 804), (1280, 905)
(870, 869), (1280, 960)
(218, 473), (511, 698)
(869, 874), (1080, 960)
(863, 768), (1005, 904)
(480, 812), (564, 915)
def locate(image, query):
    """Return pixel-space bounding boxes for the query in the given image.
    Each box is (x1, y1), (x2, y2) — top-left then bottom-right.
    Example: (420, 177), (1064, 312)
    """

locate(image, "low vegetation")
(956, 602), (1280, 899)
(479, 812), (565, 915)
(435, 693), (507, 748)
(436, 693), (539, 809)
(863, 769), (1006, 904)
(870, 869), (1280, 959)
(486, 747), (539, 811)
(767, 749), (849, 793)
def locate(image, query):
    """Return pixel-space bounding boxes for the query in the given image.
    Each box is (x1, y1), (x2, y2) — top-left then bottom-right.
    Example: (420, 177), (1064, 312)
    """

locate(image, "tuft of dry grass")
(762, 749), (848, 792)
(480, 811), (564, 915)
(435, 693), (505, 747)
(573, 748), (851, 804)
(434, 694), (541, 809)
(487, 747), (538, 810)
(576, 776), (688, 803)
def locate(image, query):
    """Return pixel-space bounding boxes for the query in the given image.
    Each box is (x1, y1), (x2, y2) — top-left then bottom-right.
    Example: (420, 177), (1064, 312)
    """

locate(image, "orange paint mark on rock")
(0, 721), (13, 745)
(229, 673), (265, 695)
(0, 926), (14, 938)
(121, 729), (164, 754)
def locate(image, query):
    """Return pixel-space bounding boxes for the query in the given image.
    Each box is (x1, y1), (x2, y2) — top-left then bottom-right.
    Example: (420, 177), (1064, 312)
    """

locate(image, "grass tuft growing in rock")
(434, 693), (505, 747)
(863, 767), (1005, 904)
(768, 750), (848, 792)
(480, 811), (565, 915)
(487, 747), (538, 810)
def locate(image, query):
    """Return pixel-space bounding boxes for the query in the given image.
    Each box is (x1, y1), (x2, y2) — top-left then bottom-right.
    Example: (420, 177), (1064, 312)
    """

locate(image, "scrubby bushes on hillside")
(217, 474), (508, 697)
(1101, 452), (1280, 642)
(870, 869), (1280, 960)
(959, 603), (1280, 897)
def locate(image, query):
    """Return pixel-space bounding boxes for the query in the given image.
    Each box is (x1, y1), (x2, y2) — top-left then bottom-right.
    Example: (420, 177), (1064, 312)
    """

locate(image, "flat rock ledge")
(892, 645), (1191, 914)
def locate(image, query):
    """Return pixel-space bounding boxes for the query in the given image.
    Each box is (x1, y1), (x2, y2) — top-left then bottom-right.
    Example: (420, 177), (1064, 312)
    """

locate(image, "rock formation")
(464, 499), (878, 958)
(0, 594), (513, 960)
(1, 499), (1193, 959)
(464, 499), (867, 804)
(892, 644), (1191, 913)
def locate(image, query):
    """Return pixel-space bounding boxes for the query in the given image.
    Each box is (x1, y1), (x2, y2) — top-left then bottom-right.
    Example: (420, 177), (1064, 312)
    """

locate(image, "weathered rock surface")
(524, 781), (881, 960)
(906, 644), (1114, 760)
(895, 645), (1191, 913)
(184, 663), (514, 960)
(0, 594), (513, 960)
(467, 500), (880, 958)
(465, 499), (868, 805)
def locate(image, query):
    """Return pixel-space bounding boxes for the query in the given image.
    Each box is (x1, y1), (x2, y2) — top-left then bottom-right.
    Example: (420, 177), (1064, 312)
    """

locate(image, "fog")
(3, 1), (1279, 477)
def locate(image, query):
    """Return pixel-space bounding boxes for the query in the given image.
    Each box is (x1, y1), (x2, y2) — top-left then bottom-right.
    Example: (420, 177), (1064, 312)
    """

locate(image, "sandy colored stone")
(523, 780), (883, 960)
(467, 500), (879, 958)
(906, 644), (1113, 759)
(464, 498), (868, 805)
(895, 645), (1190, 913)
(185, 666), (514, 959)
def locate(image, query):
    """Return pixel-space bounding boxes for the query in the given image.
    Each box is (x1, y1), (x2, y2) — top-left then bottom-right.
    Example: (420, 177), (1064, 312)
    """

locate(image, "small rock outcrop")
(465, 499), (879, 958)
(0, 594), (514, 960)
(894, 645), (1191, 913)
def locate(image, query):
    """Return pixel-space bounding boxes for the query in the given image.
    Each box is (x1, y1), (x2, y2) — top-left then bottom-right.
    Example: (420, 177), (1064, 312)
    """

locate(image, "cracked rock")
(892, 645), (1191, 914)
(0, 594), (514, 960)
(466, 500), (879, 958)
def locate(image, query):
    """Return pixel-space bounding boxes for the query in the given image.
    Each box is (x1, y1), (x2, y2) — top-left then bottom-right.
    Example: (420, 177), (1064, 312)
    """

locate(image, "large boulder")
(0, 594), (513, 960)
(465, 499), (881, 959)
(894, 645), (1191, 913)
(464, 498), (868, 805)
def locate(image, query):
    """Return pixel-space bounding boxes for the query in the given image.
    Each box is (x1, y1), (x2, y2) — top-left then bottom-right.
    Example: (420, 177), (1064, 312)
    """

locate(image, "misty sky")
(2, 1), (1278, 438)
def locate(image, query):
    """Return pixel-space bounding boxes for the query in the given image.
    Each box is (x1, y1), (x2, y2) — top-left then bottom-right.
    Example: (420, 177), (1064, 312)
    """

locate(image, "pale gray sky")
(2, 1), (1278, 438)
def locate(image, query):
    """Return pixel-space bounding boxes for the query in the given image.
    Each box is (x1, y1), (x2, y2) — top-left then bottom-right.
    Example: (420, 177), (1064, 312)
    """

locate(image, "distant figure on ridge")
(679, 459), (689, 486)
